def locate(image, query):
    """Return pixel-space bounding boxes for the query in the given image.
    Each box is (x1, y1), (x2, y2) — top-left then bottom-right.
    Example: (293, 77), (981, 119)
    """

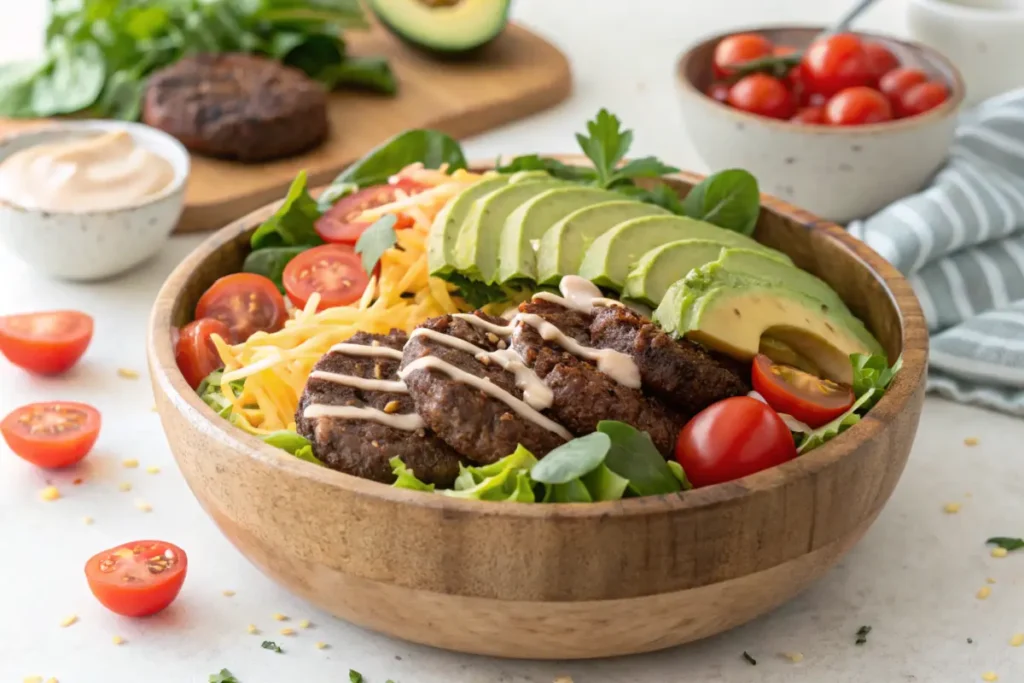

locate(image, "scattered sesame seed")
(383, 400), (400, 414)
(135, 499), (152, 513)
(222, 590), (235, 597)
(72, 478), (84, 485)
(146, 466), (160, 474)
(122, 458), (139, 468)
(964, 437), (979, 446)
(117, 368), (140, 380)
(781, 652), (804, 663)
(24, 677), (42, 683)
(118, 482), (132, 492)
(977, 586), (992, 600)
(987, 577), (997, 584)
(273, 613), (288, 621)
(60, 614), (78, 628)
(1011, 633), (1024, 647)
(247, 624), (259, 635)
(299, 619), (311, 629)
(944, 502), (961, 514)
(315, 641), (328, 650)
(40, 486), (60, 502)
(111, 635), (125, 645)
(981, 673), (998, 682)
(83, 516), (93, 525)
(280, 628), (295, 636)
(991, 547), (1008, 558)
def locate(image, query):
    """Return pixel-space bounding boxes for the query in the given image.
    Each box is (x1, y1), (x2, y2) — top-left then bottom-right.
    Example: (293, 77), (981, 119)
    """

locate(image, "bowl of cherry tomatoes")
(678, 27), (965, 223)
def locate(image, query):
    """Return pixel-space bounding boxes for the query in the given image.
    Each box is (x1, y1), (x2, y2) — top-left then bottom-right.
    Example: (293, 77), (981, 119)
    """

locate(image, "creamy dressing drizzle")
(515, 313), (640, 388)
(452, 313), (513, 337)
(306, 343), (416, 428)
(309, 370), (407, 393)
(303, 404), (425, 431)
(327, 342), (404, 360)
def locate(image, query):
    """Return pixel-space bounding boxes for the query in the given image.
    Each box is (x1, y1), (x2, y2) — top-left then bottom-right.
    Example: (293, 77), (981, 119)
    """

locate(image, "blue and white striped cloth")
(848, 89), (1024, 416)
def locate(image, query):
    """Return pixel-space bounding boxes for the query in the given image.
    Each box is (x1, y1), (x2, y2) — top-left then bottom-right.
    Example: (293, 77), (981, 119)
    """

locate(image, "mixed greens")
(0, 0), (394, 121)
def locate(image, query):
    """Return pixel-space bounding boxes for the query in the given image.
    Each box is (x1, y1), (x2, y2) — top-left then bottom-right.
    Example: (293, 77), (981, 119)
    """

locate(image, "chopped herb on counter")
(856, 625), (872, 645)
(261, 640), (283, 653)
(210, 669), (239, 683)
(349, 671), (364, 683)
(987, 537), (1024, 552)
(742, 651), (757, 665)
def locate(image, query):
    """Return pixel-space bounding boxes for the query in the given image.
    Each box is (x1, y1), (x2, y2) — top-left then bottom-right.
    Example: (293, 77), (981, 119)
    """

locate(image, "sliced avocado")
(535, 201), (670, 286)
(368, 0), (511, 54)
(578, 215), (790, 292)
(428, 175), (511, 278)
(497, 186), (619, 284)
(455, 176), (564, 283)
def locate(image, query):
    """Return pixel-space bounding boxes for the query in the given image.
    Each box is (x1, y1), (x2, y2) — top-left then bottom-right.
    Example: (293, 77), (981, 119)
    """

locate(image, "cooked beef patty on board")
(143, 53), (329, 162)
(296, 331), (461, 487)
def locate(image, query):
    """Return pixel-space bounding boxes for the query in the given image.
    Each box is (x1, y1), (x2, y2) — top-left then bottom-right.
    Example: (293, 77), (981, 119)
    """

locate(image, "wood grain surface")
(147, 162), (928, 659)
(0, 23), (571, 233)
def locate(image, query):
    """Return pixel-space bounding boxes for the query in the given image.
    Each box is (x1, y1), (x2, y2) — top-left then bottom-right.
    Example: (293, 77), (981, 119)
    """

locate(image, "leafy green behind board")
(250, 172), (325, 250)
(320, 56), (397, 95)
(355, 214), (398, 275)
(681, 169), (761, 237)
(324, 129), (468, 192)
(243, 246), (310, 292)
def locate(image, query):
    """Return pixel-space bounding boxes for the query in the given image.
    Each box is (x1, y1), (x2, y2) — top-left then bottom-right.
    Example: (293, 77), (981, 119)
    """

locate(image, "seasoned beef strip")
(296, 331), (461, 487)
(400, 313), (568, 464)
(143, 53), (329, 162)
(589, 304), (750, 416)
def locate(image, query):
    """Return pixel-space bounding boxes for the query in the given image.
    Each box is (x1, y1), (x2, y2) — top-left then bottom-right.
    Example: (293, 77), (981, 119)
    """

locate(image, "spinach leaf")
(243, 246), (309, 292)
(391, 457), (436, 492)
(598, 420), (681, 496)
(544, 478), (593, 503)
(317, 181), (359, 213)
(0, 60), (49, 117)
(261, 430), (312, 455)
(30, 38), (106, 116)
(987, 537), (1024, 552)
(682, 169), (761, 236)
(355, 214), (398, 275)
(327, 129), (467, 189)
(530, 432), (611, 485)
(250, 171), (325, 250)
(581, 464), (629, 501)
(445, 273), (512, 309)
(320, 56), (397, 95)
(209, 669), (239, 683)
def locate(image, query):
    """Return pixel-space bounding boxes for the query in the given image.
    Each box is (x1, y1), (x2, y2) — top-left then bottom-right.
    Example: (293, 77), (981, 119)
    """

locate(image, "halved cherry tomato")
(674, 396), (797, 488)
(175, 318), (230, 389)
(0, 310), (93, 375)
(897, 81), (949, 118)
(315, 179), (425, 245)
(791, 106), (825, 124)
(727, 73), (795, 119)
(706, 82), (731, 104)
(800, 33), (873, 97)
(751, 354), (855, 427)
(1, 401), (101, 468)
(825, 86), (893, 125)
(195, 273), (288, 344)
(282, 244), (370, 311)
(863, 42), (900, 82)
(878, 67), (928, 106)
(713, 33), (774, 78)
(85, 540), (187, 617)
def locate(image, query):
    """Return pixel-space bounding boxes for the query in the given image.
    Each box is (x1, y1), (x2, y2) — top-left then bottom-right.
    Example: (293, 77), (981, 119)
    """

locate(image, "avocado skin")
(369, 0), (512, 56)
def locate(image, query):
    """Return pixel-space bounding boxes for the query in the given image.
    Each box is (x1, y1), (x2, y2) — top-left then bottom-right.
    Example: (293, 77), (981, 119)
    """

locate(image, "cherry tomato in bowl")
(712, 33), (773, 78)
(315, 180), (425, 245)
(0, 310), (93, 375)
(878, 67), (928, 108)
(897, 82), (949, 118)
(800, 33), (873, 97)
(751, 354), (855, 427)
(1, 401), (101, 468)
(727, 73), (795, 119)
(863, 41), (899, 82)
(825, 86), (893, 125)
(791, 106), (825, 124)
(674, 396), (797, 488)
(85, 540), (187, 617)
(283, 244), (370, 312)
(195, 273), (288, 344)
(175, 318), (230, 389)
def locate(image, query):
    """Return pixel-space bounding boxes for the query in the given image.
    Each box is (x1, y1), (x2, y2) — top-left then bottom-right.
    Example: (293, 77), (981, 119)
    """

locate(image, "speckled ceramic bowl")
(677, 27), (965, 223)
(0, 120), (190, 281)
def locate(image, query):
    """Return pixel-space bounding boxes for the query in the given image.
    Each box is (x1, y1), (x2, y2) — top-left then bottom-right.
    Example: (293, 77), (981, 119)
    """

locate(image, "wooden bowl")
(147, 162), (928, 660)
(677, 26), (965, 223)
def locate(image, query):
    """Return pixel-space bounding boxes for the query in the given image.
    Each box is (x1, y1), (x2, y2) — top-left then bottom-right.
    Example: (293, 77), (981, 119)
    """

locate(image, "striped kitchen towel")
(848, 88), (1024, 416)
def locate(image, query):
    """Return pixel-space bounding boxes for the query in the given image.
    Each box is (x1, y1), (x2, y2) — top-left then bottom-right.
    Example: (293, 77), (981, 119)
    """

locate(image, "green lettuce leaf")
(797, 389), (873, 454)
(390, 456), (435, 492)
(851, 353), (903, 410)
(196, 370), (244, 419)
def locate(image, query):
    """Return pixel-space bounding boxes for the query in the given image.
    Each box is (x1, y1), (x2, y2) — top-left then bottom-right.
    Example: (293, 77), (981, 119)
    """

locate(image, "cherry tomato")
(674, 397), (797, 488)
(282, 244), (370, 312)
(863, 42), (900, 82)
(791, 106), (825, 124)
(800, 33), (873, 97)
(195, 273), (288, 344)
(713, 33), (773, 78)
(175, 318), (230, 389)
(825, 86), (893, 125)
(878, 67), (928, 106)
(727, 73), (795, 119)
(315, 180), (425, 245)
(1, 401), (101, 468)
(898, 81), (949, 118)
(706, 82), (731, 104)
(85, 540), (187, 617)
(751, 354), (855, 427)
(0, 310), (93, 375)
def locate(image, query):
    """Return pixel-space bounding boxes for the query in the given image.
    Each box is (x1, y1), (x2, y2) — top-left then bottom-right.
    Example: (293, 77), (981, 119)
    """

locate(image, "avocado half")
(369, 0), (512, 55)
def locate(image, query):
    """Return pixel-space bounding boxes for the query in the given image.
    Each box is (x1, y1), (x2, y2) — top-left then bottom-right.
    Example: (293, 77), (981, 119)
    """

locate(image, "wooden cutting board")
(0, 23), (571, 233)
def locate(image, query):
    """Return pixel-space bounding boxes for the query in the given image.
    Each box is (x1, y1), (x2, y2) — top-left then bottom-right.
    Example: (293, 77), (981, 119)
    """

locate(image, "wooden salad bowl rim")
(148, 158), (929, 521)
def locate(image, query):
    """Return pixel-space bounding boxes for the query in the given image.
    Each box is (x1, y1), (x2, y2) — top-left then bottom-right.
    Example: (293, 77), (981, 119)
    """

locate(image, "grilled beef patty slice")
(143, 53), (329, 162)
(296, 331), (461, 487)
(590, 304), (750, 416)
(512, 299), (686, 457)
(401, 314), (568, 464)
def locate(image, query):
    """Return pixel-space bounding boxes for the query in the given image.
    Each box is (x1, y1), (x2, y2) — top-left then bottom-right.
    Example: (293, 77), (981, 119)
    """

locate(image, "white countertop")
(2, 1), (1023, 682)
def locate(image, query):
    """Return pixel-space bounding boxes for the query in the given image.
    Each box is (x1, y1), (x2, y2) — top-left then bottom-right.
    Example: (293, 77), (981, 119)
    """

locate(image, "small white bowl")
(0, 120), (190, 281)
(677, 27), (965, 224)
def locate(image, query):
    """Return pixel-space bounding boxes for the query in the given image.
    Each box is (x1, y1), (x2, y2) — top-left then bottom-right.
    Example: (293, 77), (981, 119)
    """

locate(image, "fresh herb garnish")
(855, 625), (872, 645)
(262, 640), (283, 653)
(250, 172), (325, 251)
(987, 537), (1024, 552)
(349, 670), (364, 683)
(209, 669), (239, 683)
(681, 169), (761, 237)
(320, 56), (398, 95)
(355, 214), (399, 276)
(530, 432), (611, 485)
(742, 651), (757, 665)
